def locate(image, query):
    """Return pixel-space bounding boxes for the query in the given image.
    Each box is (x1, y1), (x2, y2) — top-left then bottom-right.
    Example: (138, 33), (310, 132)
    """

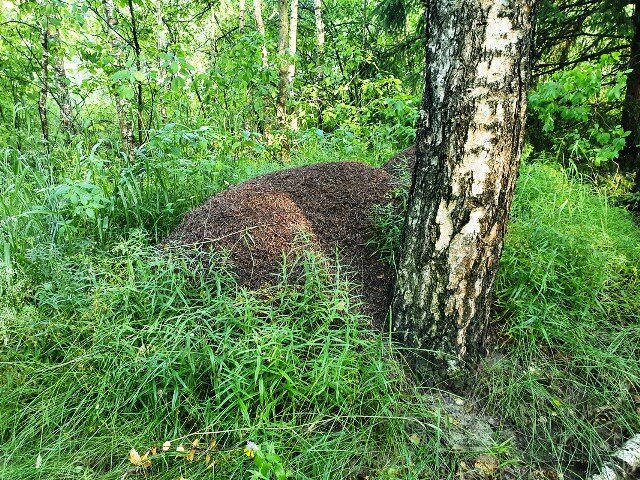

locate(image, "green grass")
(2, 135), (640, 478)
(0, 241), (449, 479)
(484, 162), (640, 473)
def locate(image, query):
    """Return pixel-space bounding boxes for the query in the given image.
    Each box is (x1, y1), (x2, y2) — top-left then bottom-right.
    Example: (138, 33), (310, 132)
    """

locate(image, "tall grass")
(3, 133), (640, 478)
(0, 237), (450, 479)
(484, 162), (640, 473)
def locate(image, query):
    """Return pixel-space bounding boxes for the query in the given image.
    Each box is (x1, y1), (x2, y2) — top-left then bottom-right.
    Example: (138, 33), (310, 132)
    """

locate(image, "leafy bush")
(528, 54), (630, 167)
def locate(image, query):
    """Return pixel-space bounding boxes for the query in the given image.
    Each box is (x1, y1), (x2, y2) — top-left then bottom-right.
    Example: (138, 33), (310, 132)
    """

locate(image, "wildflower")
(244, 441), (258, 459)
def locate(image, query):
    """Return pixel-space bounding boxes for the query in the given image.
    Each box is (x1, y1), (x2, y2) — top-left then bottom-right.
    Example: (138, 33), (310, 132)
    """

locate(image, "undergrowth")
(2, 136), (640, 478)
(484, 162), (640, 472)
(0, 240), (449, 479)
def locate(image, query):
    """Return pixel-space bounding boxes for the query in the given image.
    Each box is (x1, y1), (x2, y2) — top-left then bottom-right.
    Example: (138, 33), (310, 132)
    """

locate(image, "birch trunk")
(103, 0), (135, 159)
(253, 0), (268, 67)
(127, 0), (144, 145)
(276, 0), (290, 129)
(52, 56), (75, 135)
(287, 0), (299, 130)
(313, 0), (325, 51)
(155, 0), (168, 123)
(391, 0), (537, 388)
(239, 0), (246, 30)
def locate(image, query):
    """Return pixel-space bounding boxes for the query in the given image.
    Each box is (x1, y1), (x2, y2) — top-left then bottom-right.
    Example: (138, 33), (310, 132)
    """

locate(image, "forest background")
(1, 0), (640, 478)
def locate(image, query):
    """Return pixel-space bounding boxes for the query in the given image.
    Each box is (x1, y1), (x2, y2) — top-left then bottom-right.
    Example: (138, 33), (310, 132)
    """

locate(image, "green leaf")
(111, 70), (132, 82)
(117, 85), (135, 99)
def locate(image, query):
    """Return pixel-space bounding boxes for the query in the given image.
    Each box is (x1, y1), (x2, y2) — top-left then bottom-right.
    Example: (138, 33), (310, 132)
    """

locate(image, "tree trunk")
(239, 0), (246, 30)
(52, 56), (75, 135)
(49, 26), (75, 136)
(276, 0), (290, 129)
(127, 0), (144, 146)
(253, 0), (269, 67)
(39, 21), (50, 147)
(102, 0), (135, 159)
(391, 0), (537, 388)
(287, 0), (299, 130)
(619, 0), (640, 189)
(314, 0), (325, 51)
(155, 0), (168, 123)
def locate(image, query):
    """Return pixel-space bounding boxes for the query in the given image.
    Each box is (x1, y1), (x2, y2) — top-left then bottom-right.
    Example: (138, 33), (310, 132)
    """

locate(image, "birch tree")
(287, 0), (299, 129)
(313, 0), (325, 51)
(276, 0), (290, 129)
(103, 0), (135, 158)
(253, 0), (268, 67)
(392, 0), (537, 387)
(38, 19), (49, 146)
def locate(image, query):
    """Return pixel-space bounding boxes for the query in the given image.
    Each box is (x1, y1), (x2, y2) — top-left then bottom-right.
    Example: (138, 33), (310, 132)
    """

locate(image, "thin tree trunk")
(39, 21), (50, 147)
(276, 0), (290, 129)
(155, 0), (168, 123)
(127, 0), (144, 146)
(103, 0), (134, 159)
(313, 0), (325, 51)
(239, 0), (246, 30)
(209, 5), (218, 60)
(50, 27), (76, 136)
(52, 57), (75, 135)
(391, 0), (537, 389)
(253, 0), (268, 67)
(287, 0), (299, 130)
(619, 0), (640, 188)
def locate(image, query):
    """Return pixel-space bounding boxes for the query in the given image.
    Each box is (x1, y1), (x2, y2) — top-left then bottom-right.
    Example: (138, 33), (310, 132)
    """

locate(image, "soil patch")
(164, 159), (412, 324)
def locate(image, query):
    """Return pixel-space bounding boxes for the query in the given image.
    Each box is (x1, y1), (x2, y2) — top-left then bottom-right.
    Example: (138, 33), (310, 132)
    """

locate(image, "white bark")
(391, 0), (536, 384)
(287, 0), (298, 129)
(253, 0), (268, 67)
(239, 0), (246, 30)
(314, 0), (325, 50)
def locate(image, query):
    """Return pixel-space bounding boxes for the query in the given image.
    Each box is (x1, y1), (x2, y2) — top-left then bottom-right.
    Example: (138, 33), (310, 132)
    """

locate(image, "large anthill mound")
(164, 153), (414, 324)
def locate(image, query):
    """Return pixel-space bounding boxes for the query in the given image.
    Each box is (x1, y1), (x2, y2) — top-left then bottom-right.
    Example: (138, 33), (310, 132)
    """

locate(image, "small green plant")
(368, 185), (408, 266)
(244, 441), (288, 480)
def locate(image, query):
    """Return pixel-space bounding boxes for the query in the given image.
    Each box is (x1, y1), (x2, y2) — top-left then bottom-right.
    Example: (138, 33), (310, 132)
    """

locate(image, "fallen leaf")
(129, 448), (142, 465)
(162, 440), (171, 451)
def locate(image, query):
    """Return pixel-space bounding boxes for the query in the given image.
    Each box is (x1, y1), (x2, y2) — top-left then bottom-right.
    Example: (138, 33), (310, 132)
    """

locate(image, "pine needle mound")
(164, 160), (406, 323)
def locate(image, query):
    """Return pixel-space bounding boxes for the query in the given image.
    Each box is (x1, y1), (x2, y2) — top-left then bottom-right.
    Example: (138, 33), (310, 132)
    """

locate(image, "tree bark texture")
(619, 0), (640, 191)
(52, 56), (75, 135)
(127, 0), (144, 146)
(287, 0), (299, 129)
(239, 0), (246, 30)
(314, 0), (325, 51)
(392, 0), (536, 386)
